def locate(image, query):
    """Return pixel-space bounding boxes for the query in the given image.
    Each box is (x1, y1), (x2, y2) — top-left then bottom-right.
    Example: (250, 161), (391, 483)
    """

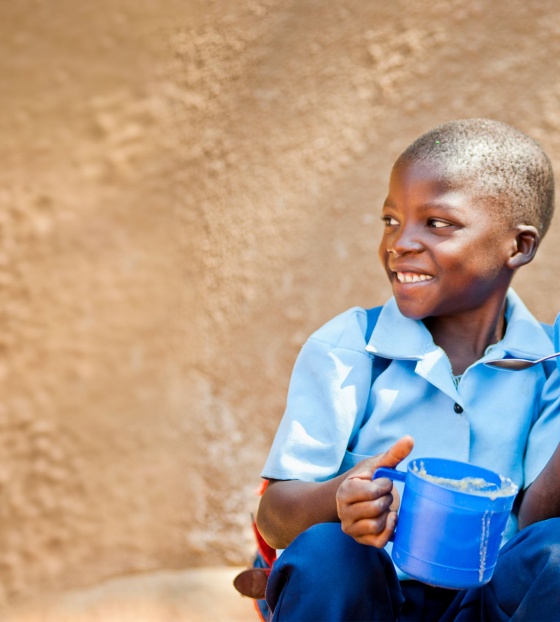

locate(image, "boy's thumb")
(379, 435), (414, 469)
(352, 436), (414, 480)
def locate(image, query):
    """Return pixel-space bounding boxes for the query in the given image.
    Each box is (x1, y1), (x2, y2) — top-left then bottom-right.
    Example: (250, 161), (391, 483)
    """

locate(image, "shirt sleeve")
(260, 307), (375, 482)
(524, 365), (560, 486)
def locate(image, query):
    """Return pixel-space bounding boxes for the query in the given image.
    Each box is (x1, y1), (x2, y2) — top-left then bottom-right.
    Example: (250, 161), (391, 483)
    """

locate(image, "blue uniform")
(262, 289), (560, 620)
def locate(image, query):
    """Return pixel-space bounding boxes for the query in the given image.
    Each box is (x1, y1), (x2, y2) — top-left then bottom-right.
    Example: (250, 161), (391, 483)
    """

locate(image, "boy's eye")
(427, 218), (451, 229)
(382, 216), (399, 226)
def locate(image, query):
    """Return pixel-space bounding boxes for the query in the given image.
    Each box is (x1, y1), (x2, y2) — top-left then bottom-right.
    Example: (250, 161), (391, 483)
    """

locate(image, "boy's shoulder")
(308, 305), (382, 353)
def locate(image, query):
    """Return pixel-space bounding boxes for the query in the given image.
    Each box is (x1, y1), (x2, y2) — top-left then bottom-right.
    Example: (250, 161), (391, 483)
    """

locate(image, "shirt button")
(454, 403), (463, 414)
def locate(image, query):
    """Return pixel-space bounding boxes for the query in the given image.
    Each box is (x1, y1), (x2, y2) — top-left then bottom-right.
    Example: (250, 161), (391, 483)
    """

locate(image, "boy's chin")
(394, 299), (429, 321)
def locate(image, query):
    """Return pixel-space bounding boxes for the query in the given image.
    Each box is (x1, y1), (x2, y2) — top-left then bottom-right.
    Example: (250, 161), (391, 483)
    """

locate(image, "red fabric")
(253, 598), (267, 621)
(253, 520), (277, 568)
(254, 480), (277, 568)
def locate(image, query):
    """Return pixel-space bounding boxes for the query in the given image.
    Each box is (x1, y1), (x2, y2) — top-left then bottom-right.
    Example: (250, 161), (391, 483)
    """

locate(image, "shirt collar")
(365, 289), (553, 362)
(365, 297), (433, 360)
(489, 289), (554, 359)
(365, 298), (457, 401)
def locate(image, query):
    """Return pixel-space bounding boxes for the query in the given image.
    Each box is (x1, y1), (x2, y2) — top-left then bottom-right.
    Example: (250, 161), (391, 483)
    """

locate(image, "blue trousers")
(265, 518), (560, 621)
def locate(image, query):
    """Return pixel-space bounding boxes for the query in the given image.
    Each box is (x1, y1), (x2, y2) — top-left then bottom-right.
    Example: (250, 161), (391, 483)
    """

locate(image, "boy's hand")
(336, 435), (414, 548)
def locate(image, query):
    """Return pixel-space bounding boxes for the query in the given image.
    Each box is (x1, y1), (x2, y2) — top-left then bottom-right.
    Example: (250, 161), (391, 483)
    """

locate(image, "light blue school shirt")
(262, 289), (560, 559)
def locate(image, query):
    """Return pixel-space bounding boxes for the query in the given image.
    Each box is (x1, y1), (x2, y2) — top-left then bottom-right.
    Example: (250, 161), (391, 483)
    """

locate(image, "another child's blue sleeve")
(524, 366), (560, 486)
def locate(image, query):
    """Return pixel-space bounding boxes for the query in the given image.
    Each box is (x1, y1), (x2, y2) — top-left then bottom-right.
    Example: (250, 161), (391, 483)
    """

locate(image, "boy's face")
(378, 158), (517, 320)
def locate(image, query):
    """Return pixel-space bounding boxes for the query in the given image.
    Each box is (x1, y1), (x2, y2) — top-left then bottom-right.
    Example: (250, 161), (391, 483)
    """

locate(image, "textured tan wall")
(2, 0), (560, 605)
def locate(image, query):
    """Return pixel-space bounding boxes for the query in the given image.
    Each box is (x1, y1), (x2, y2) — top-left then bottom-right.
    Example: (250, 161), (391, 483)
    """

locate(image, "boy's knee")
(485, 518), (560, 618)
(519, 517), (560, 547)
(500, 517), (560, 574)
(527, 517), (560, 562)
(278, 522), (394, 578)
(280, 522), (360, 568)
(294, 522), (355, 556)
(267, 523), (402, 619)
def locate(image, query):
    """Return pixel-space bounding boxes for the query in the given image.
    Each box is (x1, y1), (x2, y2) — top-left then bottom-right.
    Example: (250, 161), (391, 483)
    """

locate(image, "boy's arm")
(256, 436), (413, 550)
(518, 441), (560, 530)
(255, 475), (349, 550)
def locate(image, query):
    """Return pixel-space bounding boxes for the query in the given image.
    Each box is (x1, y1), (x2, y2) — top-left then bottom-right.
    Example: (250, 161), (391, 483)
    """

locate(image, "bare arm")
(256, 476), (346, 550)
(256, 436), (414, 550)
(518, 442), (560, 530)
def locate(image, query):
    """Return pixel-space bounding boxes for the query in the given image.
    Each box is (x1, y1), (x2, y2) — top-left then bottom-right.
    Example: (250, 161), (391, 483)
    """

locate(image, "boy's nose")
(388, 228), (423, 256)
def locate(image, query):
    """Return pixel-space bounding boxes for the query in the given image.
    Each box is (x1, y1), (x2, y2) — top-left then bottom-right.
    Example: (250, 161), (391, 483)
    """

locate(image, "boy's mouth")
(395, 271), (433, 284)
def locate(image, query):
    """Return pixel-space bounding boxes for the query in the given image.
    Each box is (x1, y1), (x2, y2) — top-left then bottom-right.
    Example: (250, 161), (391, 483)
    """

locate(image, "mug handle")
(373, 467), (407, 483)
(372, 467), (407, 541)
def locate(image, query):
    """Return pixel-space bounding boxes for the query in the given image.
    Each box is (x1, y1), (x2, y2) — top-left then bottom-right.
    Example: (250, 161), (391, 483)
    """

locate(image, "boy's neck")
(423, 304), (507, 376)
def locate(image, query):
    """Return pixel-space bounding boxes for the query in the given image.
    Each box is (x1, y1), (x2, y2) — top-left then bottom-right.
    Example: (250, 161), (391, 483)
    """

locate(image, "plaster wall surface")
(2, 0), (560, 606)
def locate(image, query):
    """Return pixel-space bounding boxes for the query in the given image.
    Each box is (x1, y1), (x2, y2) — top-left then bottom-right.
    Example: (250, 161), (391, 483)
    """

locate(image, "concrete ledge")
(3, 567), (256, 622)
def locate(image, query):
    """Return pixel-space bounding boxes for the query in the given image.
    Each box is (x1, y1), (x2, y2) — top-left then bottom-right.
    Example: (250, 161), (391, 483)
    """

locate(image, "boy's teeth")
(397, 272), (432, 283)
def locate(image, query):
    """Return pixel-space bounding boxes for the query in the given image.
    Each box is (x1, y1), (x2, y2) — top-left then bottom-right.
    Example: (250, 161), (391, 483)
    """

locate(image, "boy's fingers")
(350, 511), (397, 548)
(338, 475), (393, 502)
(341, 495), (394, 522)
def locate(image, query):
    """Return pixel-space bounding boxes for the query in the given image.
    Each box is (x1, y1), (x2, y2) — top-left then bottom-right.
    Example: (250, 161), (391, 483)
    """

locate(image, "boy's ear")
(507, 225), (540, 269)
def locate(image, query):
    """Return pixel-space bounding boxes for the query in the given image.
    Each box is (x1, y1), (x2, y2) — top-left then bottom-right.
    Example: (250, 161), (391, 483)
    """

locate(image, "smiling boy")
(256, 119), (560, 621)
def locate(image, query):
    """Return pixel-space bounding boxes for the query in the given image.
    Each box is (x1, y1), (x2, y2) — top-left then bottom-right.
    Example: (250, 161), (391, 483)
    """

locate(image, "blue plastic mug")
(373, 458), (518, 589)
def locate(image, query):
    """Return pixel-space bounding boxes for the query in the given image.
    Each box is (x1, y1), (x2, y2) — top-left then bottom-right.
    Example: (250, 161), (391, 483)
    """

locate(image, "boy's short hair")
(396, 118), (555, 237)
